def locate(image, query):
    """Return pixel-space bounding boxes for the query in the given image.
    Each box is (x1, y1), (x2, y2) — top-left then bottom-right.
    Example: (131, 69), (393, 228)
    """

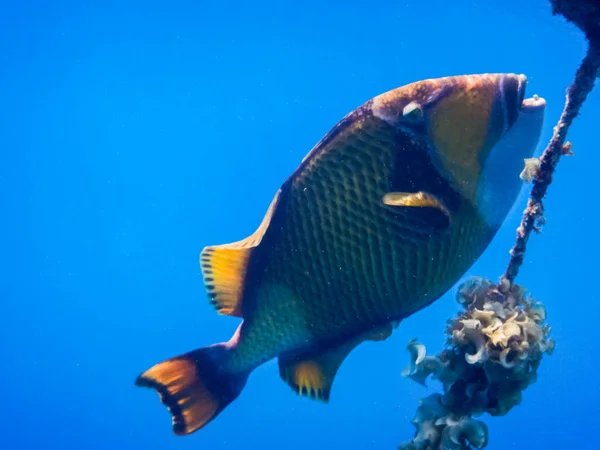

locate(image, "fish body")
(136, 73), (546, 436)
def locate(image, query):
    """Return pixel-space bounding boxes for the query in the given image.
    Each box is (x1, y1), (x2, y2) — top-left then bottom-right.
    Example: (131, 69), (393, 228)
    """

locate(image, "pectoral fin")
(383, 191), (451, 229)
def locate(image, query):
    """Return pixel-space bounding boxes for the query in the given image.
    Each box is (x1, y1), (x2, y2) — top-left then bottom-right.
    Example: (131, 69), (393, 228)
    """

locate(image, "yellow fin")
(200, 190), (281, 317)
(278, 323), (398, 402)
(200, 246), (250, 317)
(383, 191), (451, 228)
(278, 346), (351, 403)
(135, 339), (248, 436)
(383, 191), (449, 214)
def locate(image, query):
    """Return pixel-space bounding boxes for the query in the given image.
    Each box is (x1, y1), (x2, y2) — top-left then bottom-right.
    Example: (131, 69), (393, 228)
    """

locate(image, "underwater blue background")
(2, 0), (599, 448)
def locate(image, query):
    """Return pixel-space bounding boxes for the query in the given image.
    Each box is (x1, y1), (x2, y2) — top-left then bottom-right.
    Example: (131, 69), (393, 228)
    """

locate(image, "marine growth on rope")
(399, 277), (555, 450)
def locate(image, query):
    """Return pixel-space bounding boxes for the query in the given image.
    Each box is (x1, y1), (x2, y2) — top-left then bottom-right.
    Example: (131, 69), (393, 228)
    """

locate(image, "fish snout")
(474, 75), (546, 228)
(415, 73), (546, 203)
(519, 93), (546, 116)
(498, 74), (545, 130)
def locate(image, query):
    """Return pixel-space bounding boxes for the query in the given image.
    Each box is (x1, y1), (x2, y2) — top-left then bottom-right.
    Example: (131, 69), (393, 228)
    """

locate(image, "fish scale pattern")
(230, 112), (492, 370)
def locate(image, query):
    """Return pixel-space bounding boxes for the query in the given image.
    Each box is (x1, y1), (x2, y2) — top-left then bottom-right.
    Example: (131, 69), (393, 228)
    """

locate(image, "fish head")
(371, 73), (546, 228)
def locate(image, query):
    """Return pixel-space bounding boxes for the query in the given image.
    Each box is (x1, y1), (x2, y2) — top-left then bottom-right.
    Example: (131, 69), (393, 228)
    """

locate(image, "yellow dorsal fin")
(278, 323), (398, 402)
(199, 190), (281, 317)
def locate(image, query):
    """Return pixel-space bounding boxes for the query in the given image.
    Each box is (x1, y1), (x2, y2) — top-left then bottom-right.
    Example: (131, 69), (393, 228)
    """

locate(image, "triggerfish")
(135, 73), (546, 436)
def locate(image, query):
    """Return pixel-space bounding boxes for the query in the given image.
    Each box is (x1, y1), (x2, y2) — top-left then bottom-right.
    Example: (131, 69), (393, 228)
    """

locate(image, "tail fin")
(135, 341), (248, 436)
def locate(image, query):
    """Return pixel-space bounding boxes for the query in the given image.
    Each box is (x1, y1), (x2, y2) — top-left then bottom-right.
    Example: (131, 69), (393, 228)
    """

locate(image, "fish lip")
(520, 95), (546, 114)
(513, 73), (546, 115)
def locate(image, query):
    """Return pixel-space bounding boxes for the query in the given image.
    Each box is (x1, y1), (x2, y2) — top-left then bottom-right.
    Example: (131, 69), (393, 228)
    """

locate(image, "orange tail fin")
(135, 340), (248, 436)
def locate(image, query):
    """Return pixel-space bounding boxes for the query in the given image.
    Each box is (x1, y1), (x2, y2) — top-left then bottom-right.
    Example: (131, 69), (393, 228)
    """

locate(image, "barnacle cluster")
(399, 277), (555, 450)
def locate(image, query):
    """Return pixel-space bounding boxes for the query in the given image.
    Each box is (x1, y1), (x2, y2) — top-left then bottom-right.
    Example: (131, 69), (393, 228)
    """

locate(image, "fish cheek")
(421, 86), (504, 203)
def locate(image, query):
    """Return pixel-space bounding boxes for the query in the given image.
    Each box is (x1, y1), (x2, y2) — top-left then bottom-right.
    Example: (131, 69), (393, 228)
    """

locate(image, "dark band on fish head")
(500, 73), (527, 131)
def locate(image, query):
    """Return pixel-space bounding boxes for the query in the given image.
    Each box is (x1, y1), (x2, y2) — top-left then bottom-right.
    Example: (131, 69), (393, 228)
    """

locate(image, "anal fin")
(200, 190), (282, 317)
(278, 322), (399, 402)
(278, 345), (351, 403)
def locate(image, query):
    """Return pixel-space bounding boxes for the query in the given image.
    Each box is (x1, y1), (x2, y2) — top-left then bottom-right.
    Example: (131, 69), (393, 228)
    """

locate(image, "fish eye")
(402, 101), (424, 123)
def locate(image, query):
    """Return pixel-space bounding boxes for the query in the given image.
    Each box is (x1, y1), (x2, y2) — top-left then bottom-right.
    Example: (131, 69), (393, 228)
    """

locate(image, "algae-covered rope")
(502, 9), (600, 288)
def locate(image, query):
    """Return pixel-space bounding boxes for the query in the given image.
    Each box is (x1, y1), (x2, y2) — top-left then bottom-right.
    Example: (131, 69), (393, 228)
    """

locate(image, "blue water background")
(2, 1), (599, 448)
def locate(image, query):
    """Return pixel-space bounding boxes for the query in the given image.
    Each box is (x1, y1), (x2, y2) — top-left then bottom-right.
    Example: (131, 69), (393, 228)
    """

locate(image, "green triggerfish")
(135, 73), (546, 436)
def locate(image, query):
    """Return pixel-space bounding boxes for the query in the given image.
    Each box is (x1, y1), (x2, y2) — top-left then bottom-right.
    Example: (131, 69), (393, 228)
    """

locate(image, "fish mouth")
(520, 94), (546, 114)
(516, 74), (546, 115)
